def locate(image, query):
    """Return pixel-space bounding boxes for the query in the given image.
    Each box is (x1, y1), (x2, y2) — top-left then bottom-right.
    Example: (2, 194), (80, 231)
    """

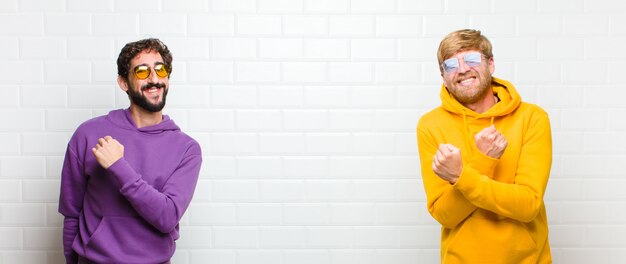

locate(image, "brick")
(68, 85), (115, 107)
(0, 86), (19, 107)
(238, 250), (283, 264)
(212, 180), (259, 202)
(188, 110), (234, 131)
(67, 0), (113, 11)
(372, 250), (423, 264)
(0, 0), (17, 11)
(537, 38), (584, 59)
(259, 133), (306, 154)
(586, 179), (626, 200)
(329, 16), (375, 36)
(0, 180), (21, 202)
(304, 39), (348, 59)
(211, 133), (258, 154)
(236, 15), (282, 35)
(236, 110), (282, 131)
(558, 202), (606, 224)
(258, 0), (303, 13)
(354, 180), (397, 202)
(375, 203), (421, 225)
(610, 16), (626, 35)
(260, 180), (306, 201)
(397, 85), (439, 108)
(566, 16), (609, 35)
(351, 0), (395, 13)
(422, 15), (469, 37)
(176, 227), (212, 249)
(397, 0), (443, 13)
(470, 16), (517, 37)
(2, 251), (47, 264)
(515, 62), (561, 85)
(330, 204), (376, 225)
(397, 179), (426, 201)
(212, 0), (256, 12)
(584, 87), (625, 108)
(307, 227), (353, 248)
(260, 227), (306, 248)
(447, 0), (490, 13)
(518, 15), (562, 36)
(189, 250), (236, 264)
(0, 109), (44, 132)
(552, 132), (584, 155)
(285, 16), (328, 36)
(376, 16), (421, 36)
(235, 62), (281, 83)
(329, 62), (372, 83)
(188, 14), (234, 36)
(92, 14), (137, 35)
(330, 250), (375, 264)
(352, 133), (395, 154)
(0, 38), (18, 59)
(212, 227), (259, 248)
(201, 156), (236, 179)
(583, 0), (626, 13)
(68, 38), (115, 59)
(259, 39), (303, 59)
(0, 227), (22, 249)
(46, 14), (90, 35)
(0, 14), (43, 35)
(492, 0), (537, 13)
(374, 62), (421, 83)
(23, 228), (61, 249)
(374, 110), (421, 132)
(562, 249), (609, 264)
(563, 62), (606, 85)
(237, 156), (283, 178)
(561, 109), (606, 131)
(306, 133), (351, 154)
(329, 157), (376, 178)
(168, 85), (211, 108)
(538, 0), (583, 13)
(160, 37), (210, 60)
(305, 180), (353, 201)
(140, 14), (186, 36)
(351, 39), (396, 59)
(283, 156), (328, 178)
(259, 86), (303, 107)
(375, 156), (420, 178)
(187, 62), (233, 84)
(284, 110), (328, 131)
(560, 155), (606, 178)
(20, 37), (65, 59)
(0, 62), (43, 84)
(189, 203), (236, 225)
(351, 86), (395, 107)
(0, 204), (45, 226)
(163, 0), (208, 11)
(304, 86), (350, 107)
(210, 86), (257, 107)
(285, 250), (330, 264)
(45, 109), (92, 132)
(585, 133), (626, 154)
(283, 204), (330, 225)
(22, 133), (68, 156)
(398, 38), (439, 60)
(608, 110), (626, 131)
(395, 132), (419, 155)
(587, 225), (626, 247)
(304, 0), (348, 13)
(238, 204), (282, 225)
(21, 85), (66, 107)
(329, 110), (374, 131)
(46, 62), (91, 84)
(354, 227), (396, 248)
(211, 38), (256, 59)
(46, 156), (63, 179)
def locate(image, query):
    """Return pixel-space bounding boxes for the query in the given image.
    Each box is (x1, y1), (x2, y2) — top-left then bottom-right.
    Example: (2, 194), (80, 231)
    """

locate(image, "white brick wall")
(1, 1), (626, 263)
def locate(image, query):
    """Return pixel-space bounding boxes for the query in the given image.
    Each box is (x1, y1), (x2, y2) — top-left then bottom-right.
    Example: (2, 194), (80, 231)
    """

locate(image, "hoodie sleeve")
(58, 143), (85, 264)
(106, 142), (202, 233)
(453, 110), (552, 223)
(417, 124), (477, 229)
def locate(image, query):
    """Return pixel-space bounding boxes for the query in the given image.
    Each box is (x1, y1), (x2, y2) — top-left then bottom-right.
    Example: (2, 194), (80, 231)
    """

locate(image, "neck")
(129, 104), (163, 128)
(465, 91), (498, 114)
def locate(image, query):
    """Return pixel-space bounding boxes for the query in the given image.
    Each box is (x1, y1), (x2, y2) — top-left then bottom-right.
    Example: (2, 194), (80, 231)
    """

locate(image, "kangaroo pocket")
(445, 214), (537, 263)
(85, 216), (174, 263)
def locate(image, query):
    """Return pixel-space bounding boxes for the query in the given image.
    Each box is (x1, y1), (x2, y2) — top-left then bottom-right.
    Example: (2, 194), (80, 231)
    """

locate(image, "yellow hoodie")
(417, 77), (552, 264)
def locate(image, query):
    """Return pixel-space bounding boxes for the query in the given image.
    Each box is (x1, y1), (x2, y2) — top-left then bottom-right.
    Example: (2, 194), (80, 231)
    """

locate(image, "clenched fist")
(432, 143), (463, 184)
(92, 136), (124, 169)
(474, 125), (508, 159)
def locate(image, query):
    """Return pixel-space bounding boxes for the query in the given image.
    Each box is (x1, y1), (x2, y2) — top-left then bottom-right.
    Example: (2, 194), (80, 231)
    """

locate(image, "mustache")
(141, 82), (166, 91)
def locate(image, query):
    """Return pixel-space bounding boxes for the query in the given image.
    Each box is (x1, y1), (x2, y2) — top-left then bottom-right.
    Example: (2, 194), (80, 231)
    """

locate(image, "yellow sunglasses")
(133, 63), (169, 79)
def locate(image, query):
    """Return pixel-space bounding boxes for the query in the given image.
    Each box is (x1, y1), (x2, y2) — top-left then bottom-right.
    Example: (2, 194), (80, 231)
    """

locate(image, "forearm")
(428, 185), (477, 228)
(62, 217), (79, 264)
(107, 155), (202, 233)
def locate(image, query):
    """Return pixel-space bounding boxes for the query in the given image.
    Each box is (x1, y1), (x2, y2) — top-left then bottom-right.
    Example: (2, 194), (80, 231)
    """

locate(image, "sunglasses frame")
(441, 52), (485, 74)
(133, 63), (169, 80)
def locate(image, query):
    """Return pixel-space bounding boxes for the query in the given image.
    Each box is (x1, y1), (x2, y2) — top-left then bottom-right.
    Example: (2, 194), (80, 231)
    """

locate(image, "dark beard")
(127, 83), (168, 112)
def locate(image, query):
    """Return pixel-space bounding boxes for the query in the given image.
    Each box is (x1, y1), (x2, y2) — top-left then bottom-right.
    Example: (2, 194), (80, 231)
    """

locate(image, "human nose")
(456, 58), (471, 73)
(147, 67), (159, 83)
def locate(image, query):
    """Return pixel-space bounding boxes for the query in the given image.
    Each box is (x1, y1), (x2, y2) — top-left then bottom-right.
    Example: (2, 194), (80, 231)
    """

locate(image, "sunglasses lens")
(464, 53), (482, 67)
(154, 64), (169, 78)
(134, 66), (150, 79)
(442, 58), (459, 73)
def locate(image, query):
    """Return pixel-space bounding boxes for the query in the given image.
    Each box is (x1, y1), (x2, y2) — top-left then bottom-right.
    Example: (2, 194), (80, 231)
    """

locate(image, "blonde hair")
(437, 29), (493, 72)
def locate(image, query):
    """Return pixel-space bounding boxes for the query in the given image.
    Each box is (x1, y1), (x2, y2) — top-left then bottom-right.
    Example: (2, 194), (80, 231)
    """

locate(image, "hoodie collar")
(106, 108), (180, 134)
(440, 76), (521, 118)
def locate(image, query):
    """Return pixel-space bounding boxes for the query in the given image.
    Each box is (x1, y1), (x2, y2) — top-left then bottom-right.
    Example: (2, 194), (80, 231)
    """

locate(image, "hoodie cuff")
(107, 158), (141, 190)
(468, 152), (499, 179)
(453, 166), (488, 200)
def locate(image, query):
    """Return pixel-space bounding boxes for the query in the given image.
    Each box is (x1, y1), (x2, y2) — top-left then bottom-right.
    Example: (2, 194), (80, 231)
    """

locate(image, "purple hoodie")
(58, 109), (202, 264)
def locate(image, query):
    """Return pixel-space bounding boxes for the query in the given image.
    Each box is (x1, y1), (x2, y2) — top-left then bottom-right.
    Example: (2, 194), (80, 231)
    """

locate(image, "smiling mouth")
(457, 76), (476, 86)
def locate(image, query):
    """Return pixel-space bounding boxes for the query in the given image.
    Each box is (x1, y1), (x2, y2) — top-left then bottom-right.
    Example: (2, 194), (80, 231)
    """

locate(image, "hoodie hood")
(440, 76), (521, 119)
(105, 108), (180, 134)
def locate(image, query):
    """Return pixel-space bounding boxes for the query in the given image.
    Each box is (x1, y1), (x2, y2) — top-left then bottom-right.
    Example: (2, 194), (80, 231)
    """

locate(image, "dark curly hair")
(117, 38), (173, 82)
